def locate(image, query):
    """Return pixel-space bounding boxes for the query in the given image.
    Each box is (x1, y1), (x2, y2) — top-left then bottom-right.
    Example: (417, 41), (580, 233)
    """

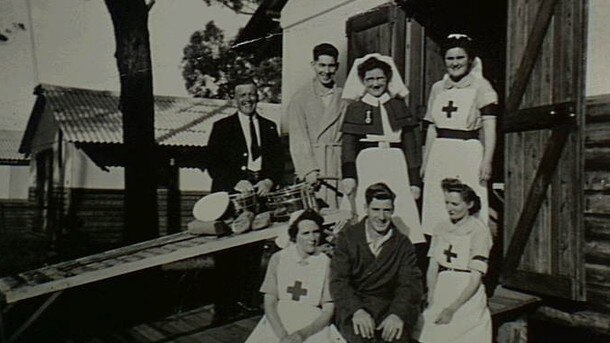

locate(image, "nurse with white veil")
(339, 53), (425, 244)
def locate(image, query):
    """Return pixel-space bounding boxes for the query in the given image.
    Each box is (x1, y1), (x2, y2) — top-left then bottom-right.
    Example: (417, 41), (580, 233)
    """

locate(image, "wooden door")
(502, 0), (586, 300)
(346, 4), (406, 79)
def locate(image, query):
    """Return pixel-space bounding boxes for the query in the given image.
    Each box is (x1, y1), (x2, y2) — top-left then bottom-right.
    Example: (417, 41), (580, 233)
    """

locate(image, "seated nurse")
(245, 209), (343, 343)
(414, 178), (493, 343)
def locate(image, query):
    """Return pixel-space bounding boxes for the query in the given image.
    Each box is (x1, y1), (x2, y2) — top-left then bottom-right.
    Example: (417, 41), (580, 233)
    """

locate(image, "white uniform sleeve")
(259, 252), (280, 296)
(468, 224), (493, 274)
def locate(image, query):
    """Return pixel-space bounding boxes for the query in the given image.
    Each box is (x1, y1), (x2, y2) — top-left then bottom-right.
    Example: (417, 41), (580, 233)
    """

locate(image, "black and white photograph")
(0, 0), (609, 342)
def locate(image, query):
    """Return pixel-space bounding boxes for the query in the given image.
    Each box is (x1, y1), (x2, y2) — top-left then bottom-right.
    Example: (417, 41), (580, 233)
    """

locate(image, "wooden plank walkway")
(84, 286), (540, 343)
(89, 305), (261, 343)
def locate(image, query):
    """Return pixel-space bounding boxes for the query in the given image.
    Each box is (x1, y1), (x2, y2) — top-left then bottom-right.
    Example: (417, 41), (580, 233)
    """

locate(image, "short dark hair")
(357, 56), (392, 82)
(441, 34), (476, 61)
(232, 77), (257, 90)
(288, 208), (324, 243)
(229, 77), (258, 99)
(364, 182), (396, 205)
(441, 178), (481, 215)
(313, 43), (339, 61)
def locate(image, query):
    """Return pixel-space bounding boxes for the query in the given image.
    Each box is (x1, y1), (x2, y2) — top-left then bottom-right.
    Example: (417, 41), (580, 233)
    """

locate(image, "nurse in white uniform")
(415, 178), (493, 343)
(246, 209), (343, 343)
(339, 54), (425, 244)
(420, 34), (499, 236)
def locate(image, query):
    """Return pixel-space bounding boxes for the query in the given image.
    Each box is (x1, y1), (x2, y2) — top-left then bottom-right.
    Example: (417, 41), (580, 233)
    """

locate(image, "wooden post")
(0, 300), (5, 343)
(167, 158), (181, 234)
(104, 0), (159, 243)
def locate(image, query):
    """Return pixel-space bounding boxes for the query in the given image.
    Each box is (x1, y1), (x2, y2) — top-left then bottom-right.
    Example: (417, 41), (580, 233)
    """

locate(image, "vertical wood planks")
(503, 0), (585, 300)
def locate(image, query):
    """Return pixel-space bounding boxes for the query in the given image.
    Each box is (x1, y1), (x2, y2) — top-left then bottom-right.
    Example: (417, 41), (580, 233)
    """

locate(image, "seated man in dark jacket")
(330, 183), (422, 342)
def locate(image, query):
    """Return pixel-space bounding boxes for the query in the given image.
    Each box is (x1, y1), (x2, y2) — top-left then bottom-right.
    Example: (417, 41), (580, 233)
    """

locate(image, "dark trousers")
(336, 301), (416, 343)
(213, 242), (263, 317)
(213, 171), (266, 317)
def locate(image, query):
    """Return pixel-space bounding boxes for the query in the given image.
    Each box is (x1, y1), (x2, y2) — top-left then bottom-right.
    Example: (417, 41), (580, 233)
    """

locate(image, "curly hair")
(288, 208), (324, 243)
(357, 56), (392, 82)
(441, 178), (481, 215)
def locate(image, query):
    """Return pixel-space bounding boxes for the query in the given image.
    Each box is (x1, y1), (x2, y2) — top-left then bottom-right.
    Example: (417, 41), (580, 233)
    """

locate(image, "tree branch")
(203, 0), (257, 15)
(147, 0), (156, 12)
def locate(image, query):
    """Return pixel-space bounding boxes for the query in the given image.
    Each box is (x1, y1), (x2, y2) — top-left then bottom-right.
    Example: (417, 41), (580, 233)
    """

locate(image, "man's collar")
(312, 78), (336, 97)
(443, 72), (475, 89)
(361, 92), (391, 106)
(364, 218), (393, 243)
(237, 111), (258, 119)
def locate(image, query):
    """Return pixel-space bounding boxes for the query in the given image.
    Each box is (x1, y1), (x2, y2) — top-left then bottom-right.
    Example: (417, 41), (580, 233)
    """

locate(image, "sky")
(3, 0), (609, 133)
(0, 0), (251, 131)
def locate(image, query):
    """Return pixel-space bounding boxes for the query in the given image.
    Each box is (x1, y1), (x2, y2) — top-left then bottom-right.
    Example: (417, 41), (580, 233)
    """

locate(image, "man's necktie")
(249, 115), (261, 160)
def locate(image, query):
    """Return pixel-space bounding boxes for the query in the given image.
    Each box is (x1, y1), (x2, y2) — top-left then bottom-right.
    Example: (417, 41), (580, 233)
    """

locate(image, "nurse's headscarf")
(442, 33), (484, 79)
(342, 53), (410, 101)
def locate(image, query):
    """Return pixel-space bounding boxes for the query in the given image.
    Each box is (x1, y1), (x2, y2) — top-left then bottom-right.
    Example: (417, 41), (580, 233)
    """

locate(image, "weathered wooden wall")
(0, 200), (34, 235)
(423, 35), (445, 109)
(584, 95), (610, 313)
(503, 0), (586, 299)
(29, 188), (207, 252)
(346, 4), (394, 69)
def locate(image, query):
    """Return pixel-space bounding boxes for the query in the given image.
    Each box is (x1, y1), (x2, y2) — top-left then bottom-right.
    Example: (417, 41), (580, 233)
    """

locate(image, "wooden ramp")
(0, 211), (351, 343)
(0, 228), (285, 305)
(0, 210), (350, 304)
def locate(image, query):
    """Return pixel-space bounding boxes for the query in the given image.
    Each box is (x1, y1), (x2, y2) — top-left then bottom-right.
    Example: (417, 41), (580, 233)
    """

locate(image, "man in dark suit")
(207, 78), (282, 195)
(206, 78), (283, 324)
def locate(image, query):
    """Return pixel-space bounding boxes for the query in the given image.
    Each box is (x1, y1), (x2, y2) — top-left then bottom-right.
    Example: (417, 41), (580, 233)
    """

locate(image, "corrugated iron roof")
(0, 130), (29, 163)
(41, 84), (281, 147)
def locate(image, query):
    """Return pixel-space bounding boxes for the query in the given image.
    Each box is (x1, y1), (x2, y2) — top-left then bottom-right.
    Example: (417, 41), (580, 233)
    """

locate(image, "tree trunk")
(104, 0), (159, 243)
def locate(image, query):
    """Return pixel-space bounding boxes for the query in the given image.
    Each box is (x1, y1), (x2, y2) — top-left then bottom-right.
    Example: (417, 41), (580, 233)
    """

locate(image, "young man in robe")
(288, 43), (346, 209)
(330, 183), (422, 343)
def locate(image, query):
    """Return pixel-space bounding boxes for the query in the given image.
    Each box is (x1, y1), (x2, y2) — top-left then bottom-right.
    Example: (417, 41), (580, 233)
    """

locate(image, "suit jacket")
(207, 112), (283, 192)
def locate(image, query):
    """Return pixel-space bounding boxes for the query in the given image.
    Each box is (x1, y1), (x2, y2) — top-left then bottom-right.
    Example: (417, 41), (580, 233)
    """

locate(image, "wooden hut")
(237, 0), (610, 338)
(18, 84), (281, 251)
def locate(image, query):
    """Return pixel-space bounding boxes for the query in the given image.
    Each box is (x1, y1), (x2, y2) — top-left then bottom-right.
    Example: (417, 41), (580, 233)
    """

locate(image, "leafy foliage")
(181, 20), (281, 103)
(0, 22), (27, 43)
(202, 0), (263, 15)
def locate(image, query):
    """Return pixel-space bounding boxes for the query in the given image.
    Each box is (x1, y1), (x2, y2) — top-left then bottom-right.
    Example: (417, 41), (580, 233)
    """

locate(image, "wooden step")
(489, 286), (542, 322)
